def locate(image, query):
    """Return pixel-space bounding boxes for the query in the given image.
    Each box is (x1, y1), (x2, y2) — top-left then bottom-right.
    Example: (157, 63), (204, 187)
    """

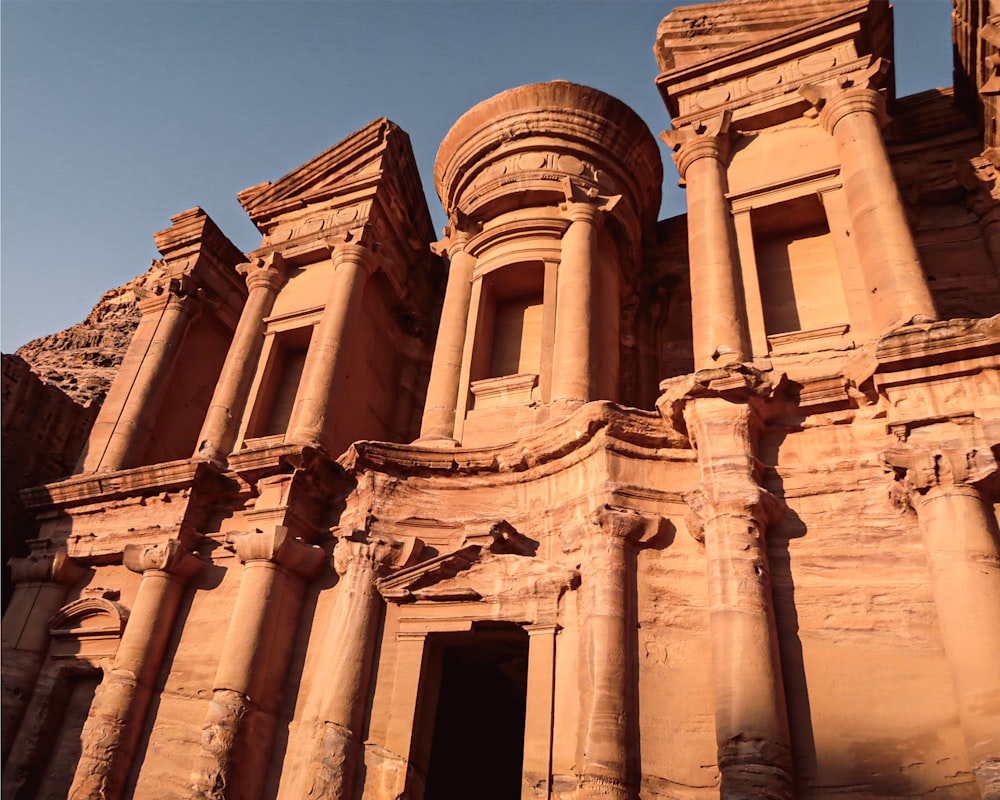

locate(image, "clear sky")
(1, 0), (953, 352)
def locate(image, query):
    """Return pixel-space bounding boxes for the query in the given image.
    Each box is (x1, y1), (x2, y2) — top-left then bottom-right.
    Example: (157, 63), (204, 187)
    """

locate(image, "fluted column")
(299, 533), (415, 799)
(417, 228), (476, 445)
(286, 234), (376, 450)
(884, 445), (1000, 798)
(196, 255), (288, 464)
(803, 75), (937, 334)
(663, 114), (748, 370)
(1, 547), (85, 761)
(86, 283), (201, 472)
(684, 398), (793, 800)
(577, 507), (658, 800)
(69, 539), (203, 800)
(551, 202), (600, 412)
(188, 527), (323, 800)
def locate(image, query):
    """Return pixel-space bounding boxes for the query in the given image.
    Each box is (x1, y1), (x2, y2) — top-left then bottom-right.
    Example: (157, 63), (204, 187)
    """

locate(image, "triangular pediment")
(238, 118), (395, 226)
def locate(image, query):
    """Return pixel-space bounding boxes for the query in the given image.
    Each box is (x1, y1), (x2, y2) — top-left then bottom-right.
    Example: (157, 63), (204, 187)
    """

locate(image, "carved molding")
(238, 252), (288, 294)
(685, 482), (785, 543)
(8, 545), (85, 586)
(882, 444), (999, 511)
(123, 538), (205, 578)
(228, 525), (325, 578)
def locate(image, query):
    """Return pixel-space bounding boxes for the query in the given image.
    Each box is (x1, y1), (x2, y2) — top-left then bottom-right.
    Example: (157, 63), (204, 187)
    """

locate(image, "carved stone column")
(577, 506), (658, 800)
(684, 397), (793, 800)
(188, 527), (323, 800)
(802, 72), (937, 334)
(69, 539), (203, 800)
(1, 546), (85, 761)
(85, 281), (201, 472)
(883, 445), (1000, 798)
(417, 227), (476, 445)
(551, 201), (602, 413)
(286, 233), (376, 450)
(662, 114), (748, 370)
(195, 254), (288, 464)
(299, 533), (417, 800)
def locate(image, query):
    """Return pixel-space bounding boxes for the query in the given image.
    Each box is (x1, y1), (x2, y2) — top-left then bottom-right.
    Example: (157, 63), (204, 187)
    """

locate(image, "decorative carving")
(227, 525), (325, 578)
(8, 545), (85, 586)
(237, 252), (287, 293)
(123, 538), (205, 578)
(661, 110), (735, 177)
(882, 444), (999, 512)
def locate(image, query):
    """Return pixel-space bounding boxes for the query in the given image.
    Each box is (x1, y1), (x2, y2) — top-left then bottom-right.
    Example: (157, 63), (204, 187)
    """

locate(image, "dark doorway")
(422, 624), (529, 800)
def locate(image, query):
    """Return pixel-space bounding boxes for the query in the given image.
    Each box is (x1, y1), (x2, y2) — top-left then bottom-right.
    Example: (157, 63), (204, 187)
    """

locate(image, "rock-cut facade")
(4, 1), (1000, 799)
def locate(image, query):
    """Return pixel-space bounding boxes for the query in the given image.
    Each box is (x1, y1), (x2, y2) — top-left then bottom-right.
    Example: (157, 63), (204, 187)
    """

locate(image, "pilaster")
(1, 545), (86, 761)
(298, 531), (419, 800)
(576, 506), (661, 800)
(285, 229), (378, 451)
(417, 221), (478, 446)
(195, 253), (288, 464)
(188, 526), (323, 800)
(801, 61), (937, 335)
(883, 444), (1000, 799)
(69, 538), (204, 800)
(662, 112), (749, 370)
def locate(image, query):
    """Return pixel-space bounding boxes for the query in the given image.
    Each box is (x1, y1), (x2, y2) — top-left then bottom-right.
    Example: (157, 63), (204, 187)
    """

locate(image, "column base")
(411, 435), (460, 448)
(576, 773), (630, 800)
(973, 756), (1000, 800)
(718, 737), (794, 800)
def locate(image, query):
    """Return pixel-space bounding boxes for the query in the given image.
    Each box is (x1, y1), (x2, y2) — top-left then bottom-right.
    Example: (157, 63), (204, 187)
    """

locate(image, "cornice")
(339, 401), (690, 478)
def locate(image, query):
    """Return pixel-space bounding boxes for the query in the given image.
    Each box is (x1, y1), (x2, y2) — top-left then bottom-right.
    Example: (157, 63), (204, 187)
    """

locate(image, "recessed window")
(247, 326), (312, 438)
(752, 195), (848, 337)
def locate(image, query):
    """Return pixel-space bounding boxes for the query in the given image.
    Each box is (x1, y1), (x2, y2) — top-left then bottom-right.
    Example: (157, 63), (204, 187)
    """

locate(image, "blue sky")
(1, 0), (953, 352)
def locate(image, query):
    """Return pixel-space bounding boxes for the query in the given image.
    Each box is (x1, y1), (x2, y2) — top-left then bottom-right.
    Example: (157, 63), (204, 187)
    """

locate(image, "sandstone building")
(4, 1), (1000, 799)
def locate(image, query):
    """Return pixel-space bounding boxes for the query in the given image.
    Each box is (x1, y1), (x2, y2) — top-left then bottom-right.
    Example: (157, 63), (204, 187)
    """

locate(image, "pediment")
(238, 118), (396, 226)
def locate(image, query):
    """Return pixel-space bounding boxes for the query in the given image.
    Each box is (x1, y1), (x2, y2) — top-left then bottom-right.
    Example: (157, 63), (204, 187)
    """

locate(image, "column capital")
(326, 226), (378, 275)
(589, 505), (664, 544)
(431, 210), (482, 257)
(800, 59), (891, 135)
(8, 545), (85, 585)
(123, 538), (205, 579)
(685, 482), (785, 542)
(238, 252), (287, 293)
(882, 444), (998, 509)
(228, 525), (325, 578)
(660, 110), (734, 178)
(332, 531), (421, 577)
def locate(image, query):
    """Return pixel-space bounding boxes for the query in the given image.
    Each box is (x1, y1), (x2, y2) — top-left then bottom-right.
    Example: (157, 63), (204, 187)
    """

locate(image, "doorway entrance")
(420, 623), (529, 800)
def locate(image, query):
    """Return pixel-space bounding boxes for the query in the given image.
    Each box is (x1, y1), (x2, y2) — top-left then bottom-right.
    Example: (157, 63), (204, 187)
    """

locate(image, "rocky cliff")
(13, 274), (143, 407)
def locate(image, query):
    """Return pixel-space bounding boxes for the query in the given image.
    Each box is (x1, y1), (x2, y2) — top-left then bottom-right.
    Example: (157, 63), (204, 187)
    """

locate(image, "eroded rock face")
(14, 274), (143, 407)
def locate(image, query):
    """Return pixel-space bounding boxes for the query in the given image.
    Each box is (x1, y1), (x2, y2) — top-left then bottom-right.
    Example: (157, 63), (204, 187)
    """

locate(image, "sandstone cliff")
(13, 273), (143, 407)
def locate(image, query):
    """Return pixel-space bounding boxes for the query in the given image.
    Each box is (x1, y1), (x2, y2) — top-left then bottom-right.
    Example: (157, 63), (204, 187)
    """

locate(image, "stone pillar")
(884, 445), (1000, 798)
(195, 255), (288, 464)
(86, 283), (201, 472)
(551, 202), (600, 412)
(662, 115), (748, 370)
(522, 624), (558, 800)
(577, 506), (657, 800)
(285, 236), (376, 450)
(188, 527), (323, 800)
(684, 398), (793, 800)
(1, 547), (85, 762)
(299, 533), (414, 800)
(417, 229), (476, 445)
(69, 539), (203, 800)
(803, 78), (937, 333)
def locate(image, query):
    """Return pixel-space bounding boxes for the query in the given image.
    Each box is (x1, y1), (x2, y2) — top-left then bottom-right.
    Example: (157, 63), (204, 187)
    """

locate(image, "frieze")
(674, 46), (869, 124)
(262, 201), (373, 249)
